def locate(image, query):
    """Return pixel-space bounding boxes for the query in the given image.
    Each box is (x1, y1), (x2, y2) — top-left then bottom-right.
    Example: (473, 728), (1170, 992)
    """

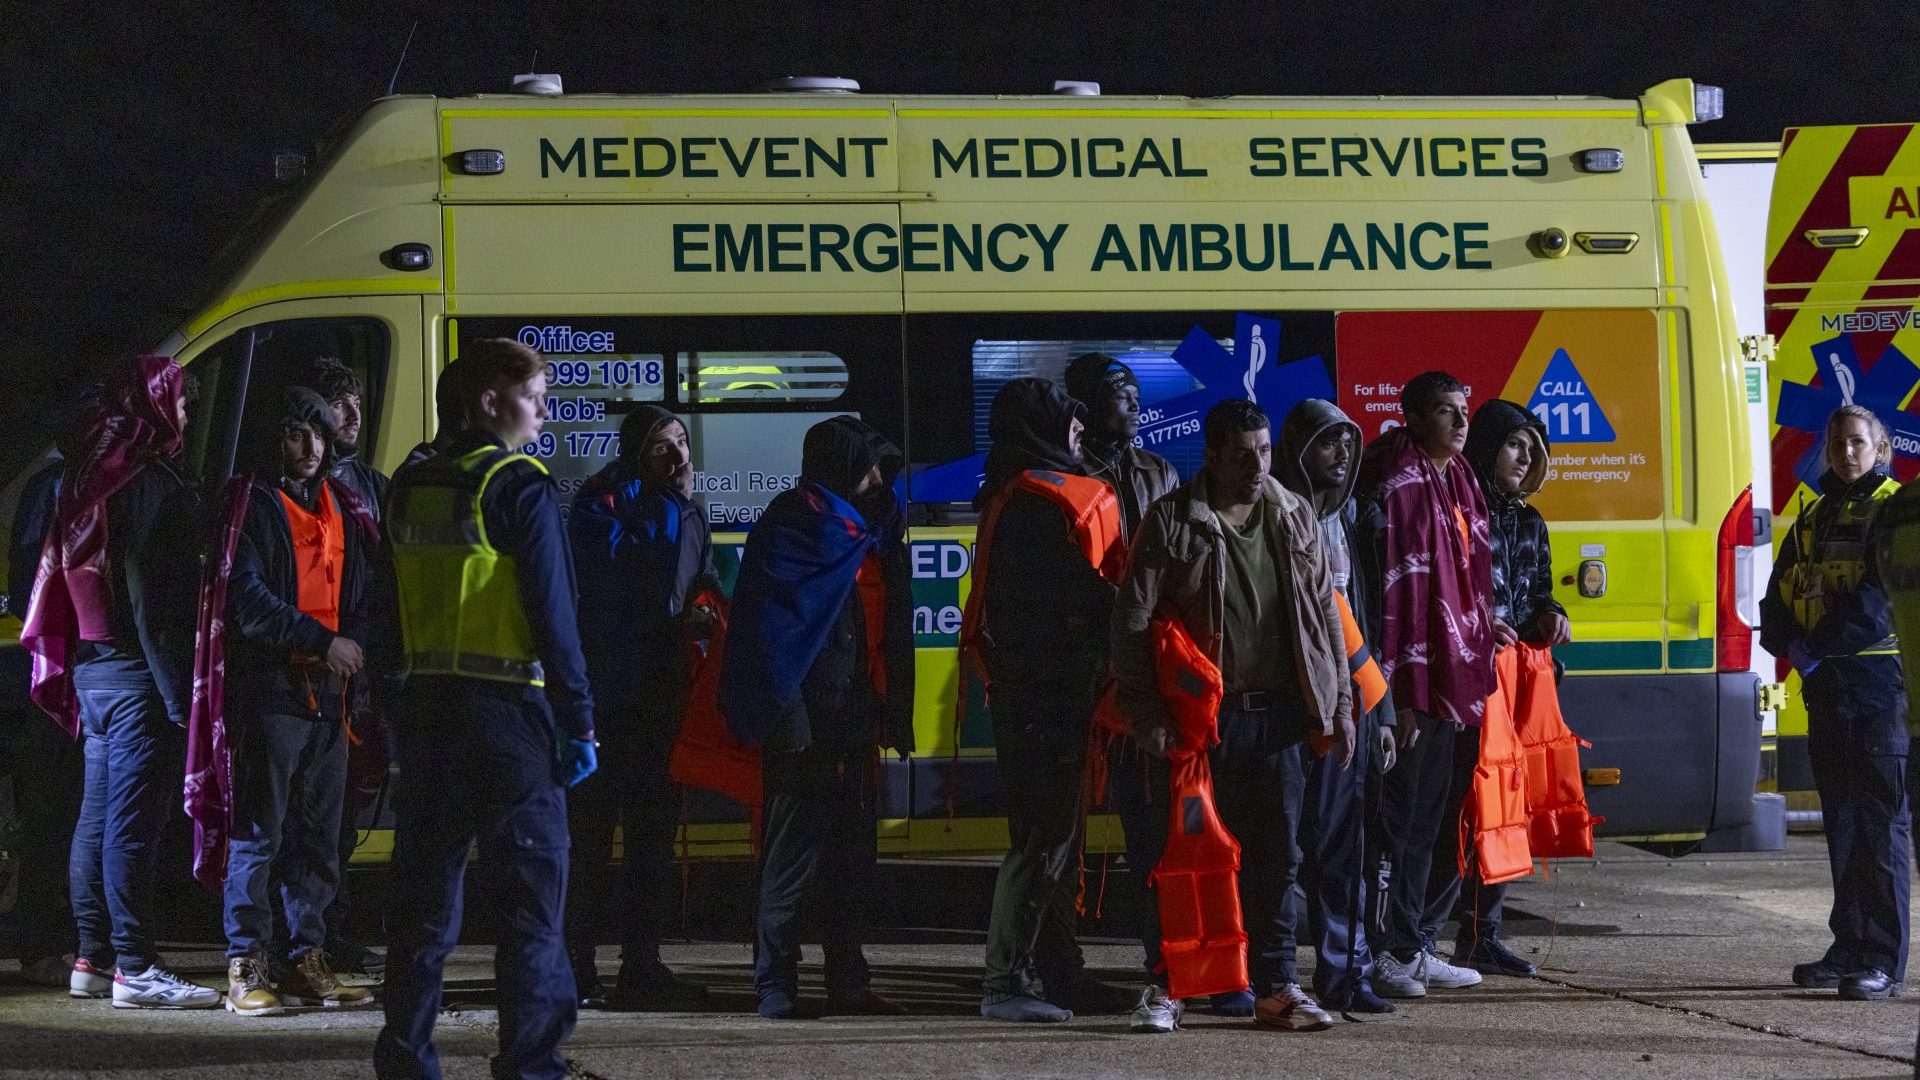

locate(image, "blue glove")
(1788, 640), (1821, 678)
(553, 734), (598, 788)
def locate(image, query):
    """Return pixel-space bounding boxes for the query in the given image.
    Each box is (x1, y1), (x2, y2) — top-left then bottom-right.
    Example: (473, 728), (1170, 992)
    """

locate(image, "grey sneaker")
(1128, 985), (1182, 1033)
(1372, 952), (1428, 999)
(1254, 984), (1334, 1031)
(981, 991), (1072, 1022)
(112, 965), (220, 1009)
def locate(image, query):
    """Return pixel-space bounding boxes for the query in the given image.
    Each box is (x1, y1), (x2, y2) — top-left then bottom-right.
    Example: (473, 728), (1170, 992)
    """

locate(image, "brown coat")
(1112, 471), (1352, 744)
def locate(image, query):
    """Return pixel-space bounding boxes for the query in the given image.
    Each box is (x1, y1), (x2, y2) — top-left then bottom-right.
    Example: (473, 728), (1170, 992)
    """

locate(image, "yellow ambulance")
(26, 77), (1770, 857)
(1763, 123), (1920, 797)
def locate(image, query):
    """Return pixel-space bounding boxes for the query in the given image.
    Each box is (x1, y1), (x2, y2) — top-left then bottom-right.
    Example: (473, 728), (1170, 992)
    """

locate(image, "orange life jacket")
(1336, 591), (1388, 716)
(1136, 617), (1250, 1000)
(1510, 643), (1600, 860)
(278, 486), (345, 633)
(670, 589), (764, 845)
(855, 554), (888, 698)
(958, 470), (1125, 687)
(1464, 643), (1601, 886)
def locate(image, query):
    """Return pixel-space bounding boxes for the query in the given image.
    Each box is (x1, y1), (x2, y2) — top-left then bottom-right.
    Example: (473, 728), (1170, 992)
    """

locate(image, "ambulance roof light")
(512, 72), (564, 96)
(764, 76), (861, 93)
(1052, 80), (1101, 96)
(1692, 84), (1724, 122)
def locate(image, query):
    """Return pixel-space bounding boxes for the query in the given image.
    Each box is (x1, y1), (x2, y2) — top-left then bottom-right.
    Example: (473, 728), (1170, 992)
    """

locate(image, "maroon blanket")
(1357, 427), (1496, 726)
(184, 475), (379, 892)
(21, 356), (185, 738)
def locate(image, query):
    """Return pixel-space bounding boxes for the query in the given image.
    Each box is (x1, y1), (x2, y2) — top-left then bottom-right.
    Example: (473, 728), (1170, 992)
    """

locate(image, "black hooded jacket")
(1761, 466), (1905, 721)
(1464, 399), (1566, 638)
(226, 387), (372, 721)
(975, 379), (1115, 709)
(789, 416), (916, 752)
(1276, 398), (1395, 730)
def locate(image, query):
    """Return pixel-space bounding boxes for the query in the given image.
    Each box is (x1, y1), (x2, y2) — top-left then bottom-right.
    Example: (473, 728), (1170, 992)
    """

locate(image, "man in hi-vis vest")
(373, 338), (597, 1080)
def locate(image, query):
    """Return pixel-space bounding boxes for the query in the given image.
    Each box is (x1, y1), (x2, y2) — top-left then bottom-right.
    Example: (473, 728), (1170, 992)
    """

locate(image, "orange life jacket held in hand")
(1465, 643), (1600, 886)
(1138, 618), (1250, 1000)
(671, 589), (764, 842)
(1308, 591), (1389, 756)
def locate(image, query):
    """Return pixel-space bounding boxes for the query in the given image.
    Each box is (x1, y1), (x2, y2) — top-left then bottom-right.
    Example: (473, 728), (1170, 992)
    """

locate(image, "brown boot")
(225, 956), (283, 1016)
(277, 950), (375, 1008)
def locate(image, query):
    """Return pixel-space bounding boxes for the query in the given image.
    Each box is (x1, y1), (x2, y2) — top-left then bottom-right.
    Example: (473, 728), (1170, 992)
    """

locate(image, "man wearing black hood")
(1434, 398), (1568, 980)
(721, 415), (915, 1020)
(563, 405), (718, 1010)
(217, 386), (376, 1015)
(1277, 398), (1400, 1018)
(971, 377), (1135, 1023)
(300, 357), (391, 976)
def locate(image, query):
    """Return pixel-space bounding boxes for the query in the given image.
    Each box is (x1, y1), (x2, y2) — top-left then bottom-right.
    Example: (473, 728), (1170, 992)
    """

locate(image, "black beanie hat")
(1064, 352), (1141, 410)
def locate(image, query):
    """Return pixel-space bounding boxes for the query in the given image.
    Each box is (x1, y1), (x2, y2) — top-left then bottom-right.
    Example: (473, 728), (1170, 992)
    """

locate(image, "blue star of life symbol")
(906, 314), (1335, 503)
(1774, 335), (1920, 490)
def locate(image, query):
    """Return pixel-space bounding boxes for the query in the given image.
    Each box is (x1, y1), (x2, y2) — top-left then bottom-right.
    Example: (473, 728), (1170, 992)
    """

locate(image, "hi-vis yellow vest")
(1788, 475), (1900, 658)
(389, 444), (546, 686)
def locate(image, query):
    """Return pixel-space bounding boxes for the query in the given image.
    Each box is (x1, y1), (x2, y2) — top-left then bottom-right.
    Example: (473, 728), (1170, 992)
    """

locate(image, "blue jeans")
(374, 680), (574, 1080)
(1303, 728), (1376, 1003)
(224, 712), (347, 959)
(69, 682), (178, 974)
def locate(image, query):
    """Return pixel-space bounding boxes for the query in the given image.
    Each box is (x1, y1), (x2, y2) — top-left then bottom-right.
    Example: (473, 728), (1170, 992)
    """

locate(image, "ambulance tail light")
(1717, 484), (1756, 671)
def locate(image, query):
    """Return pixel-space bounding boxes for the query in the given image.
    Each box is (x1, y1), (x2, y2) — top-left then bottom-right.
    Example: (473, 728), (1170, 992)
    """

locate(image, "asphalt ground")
(3, 836), (1919, 1079)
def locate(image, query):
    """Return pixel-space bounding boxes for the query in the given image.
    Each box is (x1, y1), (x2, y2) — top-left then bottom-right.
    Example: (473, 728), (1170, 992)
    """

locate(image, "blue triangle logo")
(1524, 348), (1615, 443)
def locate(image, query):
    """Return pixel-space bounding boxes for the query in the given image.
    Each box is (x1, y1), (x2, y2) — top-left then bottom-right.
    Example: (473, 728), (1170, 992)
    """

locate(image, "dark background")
(5, 0), (1917, 477)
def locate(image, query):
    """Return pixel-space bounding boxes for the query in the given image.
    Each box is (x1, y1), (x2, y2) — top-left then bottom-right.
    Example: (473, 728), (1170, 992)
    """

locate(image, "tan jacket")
(1111, 471), (1352, 743)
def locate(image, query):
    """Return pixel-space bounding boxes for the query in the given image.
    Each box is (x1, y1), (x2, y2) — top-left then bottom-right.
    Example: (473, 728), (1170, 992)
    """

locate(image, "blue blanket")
(720, 480), (874, 747)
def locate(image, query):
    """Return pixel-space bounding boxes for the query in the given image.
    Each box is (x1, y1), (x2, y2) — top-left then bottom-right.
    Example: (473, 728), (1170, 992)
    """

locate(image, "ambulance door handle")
(1804, 227), (1869, 250)
(1752, 508), (1772, 545)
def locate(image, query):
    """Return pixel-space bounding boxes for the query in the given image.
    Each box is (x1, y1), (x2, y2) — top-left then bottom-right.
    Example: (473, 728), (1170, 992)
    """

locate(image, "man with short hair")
(1358, 371), (1497, 999)
(1113, 398), (1354, 1033)
(1277, 398), (1400, 1018)
(205, 386), (378, 1015)
(23, 355), (215, 1009)
(565, 405), (718, 1010)
(300, 355), (391, 976)
(375, 338), (595, 1080)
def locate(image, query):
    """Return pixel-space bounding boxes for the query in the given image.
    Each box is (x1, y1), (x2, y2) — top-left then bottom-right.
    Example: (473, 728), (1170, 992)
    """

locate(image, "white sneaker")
(1372, 952), (1428, 999)
(69, 957), (112, 999)
(1254, 984), (1333, 1031)
(1128, 985), (1182, 1033)
(112, 965), (221, 1009)
(1421, 948), (1484, 990)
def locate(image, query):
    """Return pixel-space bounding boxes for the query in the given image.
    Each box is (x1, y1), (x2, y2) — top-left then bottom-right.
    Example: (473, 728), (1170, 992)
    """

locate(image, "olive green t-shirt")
(1218, 505), (1292, 694)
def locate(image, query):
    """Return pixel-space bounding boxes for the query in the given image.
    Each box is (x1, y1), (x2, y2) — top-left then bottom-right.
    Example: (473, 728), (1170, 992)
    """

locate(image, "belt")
(1227, 689), (1273, 713)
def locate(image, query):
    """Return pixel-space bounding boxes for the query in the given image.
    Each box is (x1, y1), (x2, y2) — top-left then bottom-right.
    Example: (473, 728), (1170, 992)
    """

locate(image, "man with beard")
(299, 355), (390, 976)
(720, 416), (915, 1020)
(970, 378), (1135, 1023)
(202, 386), (377, 1015)
(1277, 398), (1400, 1019)
(1359, 372), (1497, 999)
(564, 405), (718, 1010)
(1112, 399), (1352, 1034)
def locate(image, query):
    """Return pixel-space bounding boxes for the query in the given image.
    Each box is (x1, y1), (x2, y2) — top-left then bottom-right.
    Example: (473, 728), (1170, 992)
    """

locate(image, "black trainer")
(1335, 982), (1400, 1021)
(1791, 959), (1849, 989)
(1839, 969), (1902, 1001)
(1455, 936), (1538, 978)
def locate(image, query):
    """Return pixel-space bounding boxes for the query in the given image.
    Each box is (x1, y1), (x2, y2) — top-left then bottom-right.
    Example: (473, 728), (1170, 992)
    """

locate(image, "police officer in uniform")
(373, 338), (597, 1080)
(1762, 404), (1907, 1001)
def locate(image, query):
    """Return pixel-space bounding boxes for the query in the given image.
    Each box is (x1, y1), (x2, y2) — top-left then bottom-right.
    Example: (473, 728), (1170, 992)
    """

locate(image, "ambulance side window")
(187, 318), (391, 484)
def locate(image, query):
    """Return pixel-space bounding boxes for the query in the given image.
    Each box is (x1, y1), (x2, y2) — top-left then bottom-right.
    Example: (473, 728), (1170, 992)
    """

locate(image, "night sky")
(7, 0), (1918, 477)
